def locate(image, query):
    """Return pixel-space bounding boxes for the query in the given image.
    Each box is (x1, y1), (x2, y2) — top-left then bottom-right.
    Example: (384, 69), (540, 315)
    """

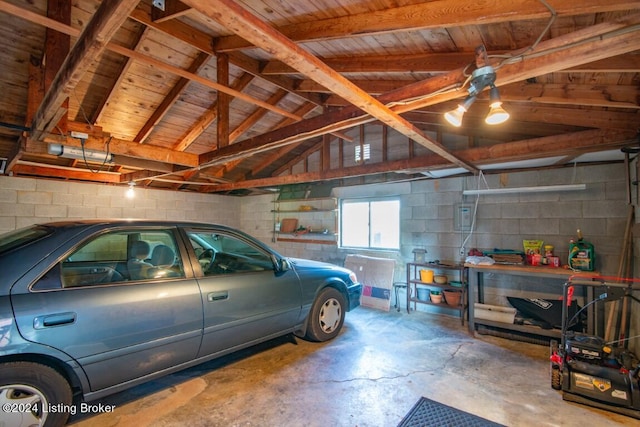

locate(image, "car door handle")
(207, 291), (228, 302)
(33, 312), (77, 329)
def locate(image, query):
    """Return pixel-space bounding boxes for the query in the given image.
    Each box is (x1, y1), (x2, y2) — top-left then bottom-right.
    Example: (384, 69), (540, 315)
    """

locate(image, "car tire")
(305, 287), (346, 342)
(0, 362), (73, 427)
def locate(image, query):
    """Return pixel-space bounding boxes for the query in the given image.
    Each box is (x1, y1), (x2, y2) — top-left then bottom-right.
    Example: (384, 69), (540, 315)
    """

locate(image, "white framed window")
(340, 198), (400, 250)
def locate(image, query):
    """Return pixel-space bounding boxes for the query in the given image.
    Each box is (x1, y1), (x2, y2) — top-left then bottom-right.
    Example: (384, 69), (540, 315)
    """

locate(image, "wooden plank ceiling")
(0, 0), (638, 195)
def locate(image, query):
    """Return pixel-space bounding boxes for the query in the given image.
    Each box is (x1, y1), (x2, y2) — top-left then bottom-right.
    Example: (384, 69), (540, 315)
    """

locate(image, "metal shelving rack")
(406, 262), (468, 325)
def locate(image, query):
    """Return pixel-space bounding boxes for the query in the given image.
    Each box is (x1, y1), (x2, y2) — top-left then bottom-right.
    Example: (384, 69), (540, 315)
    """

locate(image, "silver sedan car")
(0, 220), (362, 427)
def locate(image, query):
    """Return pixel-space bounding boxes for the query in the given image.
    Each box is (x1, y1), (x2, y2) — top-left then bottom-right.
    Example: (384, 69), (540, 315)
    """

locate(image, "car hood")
(288, 257), (351, 274)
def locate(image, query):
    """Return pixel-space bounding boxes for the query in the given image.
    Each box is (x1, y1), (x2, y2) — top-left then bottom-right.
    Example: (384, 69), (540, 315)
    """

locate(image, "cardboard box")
(345, 254), (395, 312)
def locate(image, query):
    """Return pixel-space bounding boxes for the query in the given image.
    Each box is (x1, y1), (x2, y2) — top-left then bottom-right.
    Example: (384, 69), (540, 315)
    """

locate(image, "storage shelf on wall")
(272, 197), (338, 245)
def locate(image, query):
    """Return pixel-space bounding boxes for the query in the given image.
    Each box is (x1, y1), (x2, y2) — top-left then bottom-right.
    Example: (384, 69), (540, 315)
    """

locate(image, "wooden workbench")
(464, 263), (599, 339)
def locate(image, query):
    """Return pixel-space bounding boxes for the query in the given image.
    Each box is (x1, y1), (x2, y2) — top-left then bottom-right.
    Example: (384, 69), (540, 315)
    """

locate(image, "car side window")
(59, 232), (127, 288)
(126, 231), (186, 282)
(187, 231), (274, 276)
(32, 229), (186, 290)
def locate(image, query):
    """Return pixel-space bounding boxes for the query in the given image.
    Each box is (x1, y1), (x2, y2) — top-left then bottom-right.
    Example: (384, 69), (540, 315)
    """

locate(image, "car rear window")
(0, 225), (53, 255)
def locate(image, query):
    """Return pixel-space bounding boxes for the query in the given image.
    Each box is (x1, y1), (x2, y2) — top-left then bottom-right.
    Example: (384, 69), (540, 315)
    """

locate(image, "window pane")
(341, 202), (370, 247)
(129, 231), (185, 280)
(60, 230), (185, 287)
(188, 231), (273, 276)
(341, 199), (400, 250)
(370, 200), (400, 249)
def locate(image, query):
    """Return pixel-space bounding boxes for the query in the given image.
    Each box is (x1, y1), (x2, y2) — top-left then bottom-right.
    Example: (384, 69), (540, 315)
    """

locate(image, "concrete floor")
(68, 307), (634, 427)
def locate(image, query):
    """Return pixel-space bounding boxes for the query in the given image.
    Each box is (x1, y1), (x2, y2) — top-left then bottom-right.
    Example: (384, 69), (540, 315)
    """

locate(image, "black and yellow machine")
(550, 277), (640, 419)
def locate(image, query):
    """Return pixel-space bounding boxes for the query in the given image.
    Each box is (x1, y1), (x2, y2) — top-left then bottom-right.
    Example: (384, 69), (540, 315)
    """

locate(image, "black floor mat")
(398, 397), (505, 427)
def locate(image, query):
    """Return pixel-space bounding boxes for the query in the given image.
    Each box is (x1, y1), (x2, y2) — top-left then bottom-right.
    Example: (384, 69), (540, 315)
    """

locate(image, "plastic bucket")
(416, 288), (430, 301)
(419, 269), (434, 283)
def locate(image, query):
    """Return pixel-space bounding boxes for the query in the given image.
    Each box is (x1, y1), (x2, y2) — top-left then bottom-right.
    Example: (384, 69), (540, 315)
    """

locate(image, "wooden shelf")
(273, 197), (338, 245)
(271, 209), (337, 213)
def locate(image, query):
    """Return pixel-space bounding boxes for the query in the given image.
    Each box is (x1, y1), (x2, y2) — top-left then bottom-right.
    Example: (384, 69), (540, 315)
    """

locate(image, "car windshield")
(0, 224), (53, 255)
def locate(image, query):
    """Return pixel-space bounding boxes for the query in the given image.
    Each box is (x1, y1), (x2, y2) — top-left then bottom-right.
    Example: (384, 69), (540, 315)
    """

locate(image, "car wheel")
(0, 362), (73, 427)
(551, 365), (562, 390)
(305, 287), (346, 342)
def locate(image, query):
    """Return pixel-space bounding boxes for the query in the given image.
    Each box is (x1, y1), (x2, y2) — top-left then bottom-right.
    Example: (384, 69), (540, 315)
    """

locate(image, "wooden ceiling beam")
(213, 0), (640, 52)
(246, 103), (321, 178)
(135, 51), (211, 144)
(198, 11), (640, 169)
(151, 0), (191, 23)
(184, 0), (478, 173)
(217, 53), (230, 149)
(44, 0), (71, 135)
(303, 80), (640, 110)
(129, 3), (325, 107)
(30, 0), (141, 139)
(105, 43), (300, 121)
(13, 162), (121, 183)
(262, 52), (640, 75)
(204, 128), (637, 192)
(93, 26), (151, 126)
(173, 72), (255, 152)
(272, 143), (322, 177)
(229, 89), (288, 144)
(0, 1), (303, 125)
(499, 83), (640, 110)
(405, 103), (638, 130)
(40, 134), (199, 168)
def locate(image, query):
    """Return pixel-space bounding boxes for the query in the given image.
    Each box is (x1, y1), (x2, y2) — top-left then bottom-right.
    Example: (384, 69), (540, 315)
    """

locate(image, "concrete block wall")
(0, 175), (241, 233)
(403, 163), (632, 312)
(241, 163), (634, 316)
(2, 163), (634, 315)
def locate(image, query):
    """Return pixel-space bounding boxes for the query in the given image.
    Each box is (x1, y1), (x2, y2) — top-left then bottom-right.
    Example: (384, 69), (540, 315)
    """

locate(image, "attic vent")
(355, 144), (370, 162)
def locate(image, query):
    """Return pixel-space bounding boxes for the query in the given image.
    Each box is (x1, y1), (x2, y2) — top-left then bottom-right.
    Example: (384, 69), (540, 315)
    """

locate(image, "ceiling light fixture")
(48, 143), (113, 163)
(126, 182), (136, 199)
(444, 65), (509, 127)
(462, 184), (586, 196)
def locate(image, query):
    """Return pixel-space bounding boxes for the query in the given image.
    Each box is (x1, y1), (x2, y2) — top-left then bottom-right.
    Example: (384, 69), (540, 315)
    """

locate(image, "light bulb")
(444, 95), (476, 127)
(485, 85), (509, 125)
(126, 183), (136, 199)
(485, 101), (510, 125)
(444, 105), (467, 127)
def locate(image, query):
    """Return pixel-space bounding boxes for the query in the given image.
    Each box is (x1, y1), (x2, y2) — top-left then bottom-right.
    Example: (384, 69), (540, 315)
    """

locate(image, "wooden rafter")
(198, 11), (640, 169)
(0, 1), (303, 129)
(261, 52), (640, 76)
(212, 0), (640, 52)
(182, 0), (478, 173)
(31, 0), (141, 138)
(128, 4), (325, 107)
(204, 128), (637, 192)
(93, 26), (150, 126)
(172, 72), (255, 152)
(135, 51), (211, 144)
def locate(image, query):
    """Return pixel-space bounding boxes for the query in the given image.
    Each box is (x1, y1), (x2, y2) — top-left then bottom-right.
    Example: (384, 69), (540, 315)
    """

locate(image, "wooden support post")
(217, 53), (230, 149)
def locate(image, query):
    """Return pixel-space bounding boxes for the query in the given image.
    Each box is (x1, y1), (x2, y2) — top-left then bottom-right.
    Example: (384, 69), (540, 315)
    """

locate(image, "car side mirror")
(274, 257), (290, 275)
